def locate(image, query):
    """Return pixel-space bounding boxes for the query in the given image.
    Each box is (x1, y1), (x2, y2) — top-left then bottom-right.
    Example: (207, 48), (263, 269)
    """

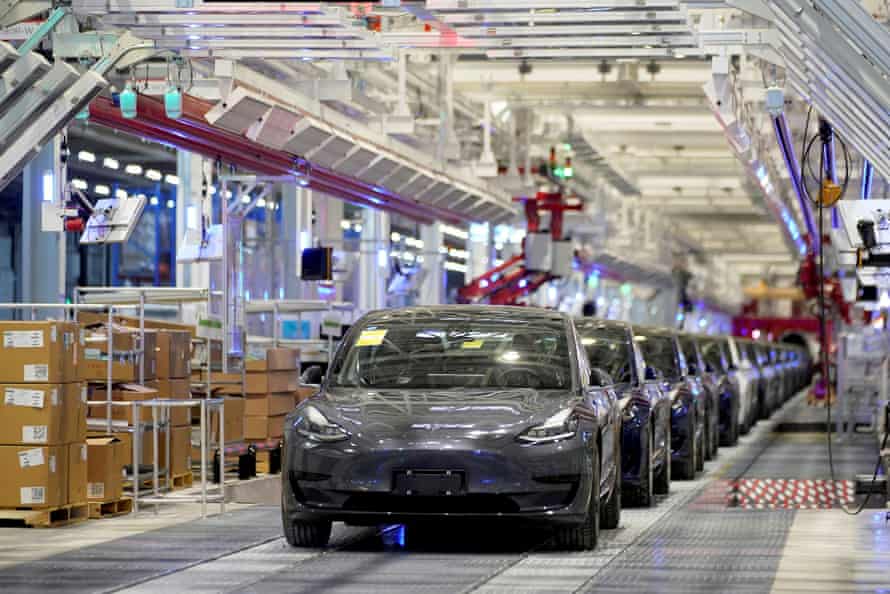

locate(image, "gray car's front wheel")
(554, 441), (600, 551)
(282, 492), (332, 548)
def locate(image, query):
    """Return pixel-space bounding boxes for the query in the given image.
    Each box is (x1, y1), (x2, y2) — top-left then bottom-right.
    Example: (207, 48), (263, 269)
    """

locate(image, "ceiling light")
(241, 195), (251, 204)
(102, 157), (119, 170)
(340, 220), (351, 230)
(145, 169), (162, 181)
(94, 184), (110, 196)
(256, 198), (267, 208)
(125, 164), (143, 175)
(71, 179), (88, 190)
(149, 196), (159, 206)
(166, 199), (175, 209)
(165, 174), (179, 185)
(77, 151), (96, 163)
(115, 189), (127, 199)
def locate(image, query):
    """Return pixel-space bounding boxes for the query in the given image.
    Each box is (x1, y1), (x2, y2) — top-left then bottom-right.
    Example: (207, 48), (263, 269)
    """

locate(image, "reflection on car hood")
(316, 387), (576, 440)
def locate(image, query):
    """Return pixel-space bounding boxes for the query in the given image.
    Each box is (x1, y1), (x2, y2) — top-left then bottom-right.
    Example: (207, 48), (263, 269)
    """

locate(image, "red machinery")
(458, 190), (581, 305)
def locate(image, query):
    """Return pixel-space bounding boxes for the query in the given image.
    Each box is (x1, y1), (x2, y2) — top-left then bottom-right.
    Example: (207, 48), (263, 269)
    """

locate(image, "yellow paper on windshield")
(462, 340), (484, 349)
(356, 329), (387, 347)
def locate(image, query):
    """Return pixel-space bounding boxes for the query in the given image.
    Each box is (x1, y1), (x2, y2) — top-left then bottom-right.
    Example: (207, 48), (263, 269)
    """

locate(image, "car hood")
(312, 387), (577, 441)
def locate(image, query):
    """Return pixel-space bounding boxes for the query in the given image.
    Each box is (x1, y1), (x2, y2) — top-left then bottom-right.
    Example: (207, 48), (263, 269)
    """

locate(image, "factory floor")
(1, 392), (887, 594)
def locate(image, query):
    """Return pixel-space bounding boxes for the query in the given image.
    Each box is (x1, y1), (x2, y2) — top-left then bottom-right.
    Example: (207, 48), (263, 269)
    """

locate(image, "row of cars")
(281, 306), (812, 550)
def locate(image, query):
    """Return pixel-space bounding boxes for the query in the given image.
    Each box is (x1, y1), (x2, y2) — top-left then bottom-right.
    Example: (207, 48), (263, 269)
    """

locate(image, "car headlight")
(294, 405), (349, 442)
(518, 409), (579, 444)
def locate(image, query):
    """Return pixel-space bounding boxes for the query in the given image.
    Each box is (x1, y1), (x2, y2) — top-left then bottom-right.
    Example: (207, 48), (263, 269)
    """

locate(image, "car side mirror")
(644, 366), (659, 381)
(301, 365), (324, 386)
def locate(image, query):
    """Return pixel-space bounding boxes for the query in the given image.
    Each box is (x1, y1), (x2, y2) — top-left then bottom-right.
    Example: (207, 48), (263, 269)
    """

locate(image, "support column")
(175, 150), (210, 289)
(20, 138), (62, 304)
(358, 207), (389, 313)
(466, 222), (491, 282)
(419, 223), (444, 305)
(282, 184), (313, 299)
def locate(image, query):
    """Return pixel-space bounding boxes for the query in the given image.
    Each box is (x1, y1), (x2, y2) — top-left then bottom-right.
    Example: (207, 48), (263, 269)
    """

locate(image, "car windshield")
(329, 317), (573, 390)
(635, 333), (681, 381)
(699, 339), (727, 373)
(578, 326), (633, 385)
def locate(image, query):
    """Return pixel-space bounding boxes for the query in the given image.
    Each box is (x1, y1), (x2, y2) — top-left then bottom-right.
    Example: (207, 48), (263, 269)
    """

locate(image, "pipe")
(771, 114), (818, 249)
(861, 160), (874, 200)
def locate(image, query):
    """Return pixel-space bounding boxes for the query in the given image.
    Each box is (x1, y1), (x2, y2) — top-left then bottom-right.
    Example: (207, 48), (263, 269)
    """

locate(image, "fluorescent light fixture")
(166, 199), (175, 209)
(390, 232), (401, 242)
(150, 196), (160, 206)
(241, 195), (251, 204)
(42, 171), (53, 202)
(94, 184), (110, 196)
(267, 200), (276, 210)
(115, 189), (127, 199)
(440, 224), (469, 240)
(165, 174), (179, 185)
(145, 169), (162, 181)
(339, 220), (351, 230)
(125, 164), (143, 175)
(103, 157), (119, 170)
(354, 223), (363, 232)
(72, 179), (88, 190)
(444, 261), (468, 273)
(256, 197), (267, 208)
(77, 150), (95, 163)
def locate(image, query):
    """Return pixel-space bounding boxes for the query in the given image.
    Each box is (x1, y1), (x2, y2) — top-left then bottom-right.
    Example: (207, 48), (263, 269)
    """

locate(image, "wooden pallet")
(0, 502), (89, 528)
(171, 472), (193, 490)
(89, 498), (133, 519)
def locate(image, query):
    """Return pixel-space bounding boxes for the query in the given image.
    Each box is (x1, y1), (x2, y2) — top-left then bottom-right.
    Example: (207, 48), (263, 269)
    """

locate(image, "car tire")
(674, 407), (697, 480)
(555, 440), (600, 551)
(283, 518), (332, 548)
(703, 408), (714, 462)
(630, 423), (654, 507)
(695, 429), (705, 472)
(653, 421), (670, 496)
(601, 436), (621, 529)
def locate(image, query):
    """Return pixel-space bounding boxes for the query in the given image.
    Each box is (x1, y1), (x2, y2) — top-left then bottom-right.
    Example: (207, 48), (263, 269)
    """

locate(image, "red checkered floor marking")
(726, 479), (855, 509)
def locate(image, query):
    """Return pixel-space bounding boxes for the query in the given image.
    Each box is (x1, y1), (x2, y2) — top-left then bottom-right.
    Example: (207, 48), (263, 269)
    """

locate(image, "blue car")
(577, 320), (672, 507)
(633, 326), (705, 481)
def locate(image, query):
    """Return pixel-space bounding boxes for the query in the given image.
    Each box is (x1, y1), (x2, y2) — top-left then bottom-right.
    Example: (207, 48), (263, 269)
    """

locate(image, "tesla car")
(697, 335), (741, 447)
(678, 333), (720, 461)
(727, 336), (760, 433)
(576, 319), (672, 507)
(632, 326), (704, 480)
(282, 306), (622, 551)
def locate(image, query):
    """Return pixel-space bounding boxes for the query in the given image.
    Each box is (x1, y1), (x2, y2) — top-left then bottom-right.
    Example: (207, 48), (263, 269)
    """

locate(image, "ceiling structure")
(46, 0), (890, 306)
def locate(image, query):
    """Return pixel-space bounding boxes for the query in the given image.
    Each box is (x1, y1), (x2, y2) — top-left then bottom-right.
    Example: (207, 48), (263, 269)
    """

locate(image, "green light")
(553, 167), (565, 178)
(164, 86), (182, 119)
(563, 143), (572, 151)
(587, 275), (599, 289)
(563, 167), (573, 178)
(620, 283), (632, 296)
(119, 82), (137, 119)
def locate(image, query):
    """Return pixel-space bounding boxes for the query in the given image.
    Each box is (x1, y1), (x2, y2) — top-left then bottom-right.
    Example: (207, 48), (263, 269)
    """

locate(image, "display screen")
(301, 247), (333, 281)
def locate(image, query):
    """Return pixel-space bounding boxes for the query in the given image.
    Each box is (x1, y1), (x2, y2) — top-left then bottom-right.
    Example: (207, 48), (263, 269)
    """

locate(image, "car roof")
(361, 305), (571, 325)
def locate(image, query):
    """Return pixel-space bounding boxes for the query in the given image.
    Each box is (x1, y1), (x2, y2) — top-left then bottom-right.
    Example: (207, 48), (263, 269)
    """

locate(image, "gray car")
(281, 306), (622, 551)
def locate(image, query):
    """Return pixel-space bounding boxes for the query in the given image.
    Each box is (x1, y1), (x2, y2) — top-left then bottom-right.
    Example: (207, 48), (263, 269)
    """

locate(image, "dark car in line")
(632, 326), (705, 480)
(576, 319), (672, 507)
(678, 333), (720, 462)
(282, 306), (622, 551)
(696, 335), (741, 447)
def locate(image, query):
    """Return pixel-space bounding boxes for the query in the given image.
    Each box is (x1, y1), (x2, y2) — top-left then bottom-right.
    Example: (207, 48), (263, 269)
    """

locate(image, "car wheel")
(653, 421), (670, 496)
(282, 492), (332, 548)
(555, 440), (600, 551)
(674, 407), (697, 480)
(601, 436), (621, 529)
(629, 422), (654, 507)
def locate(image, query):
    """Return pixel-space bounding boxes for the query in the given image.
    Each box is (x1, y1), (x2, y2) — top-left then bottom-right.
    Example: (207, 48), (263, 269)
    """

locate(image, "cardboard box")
(148, 378), (191, 427)
(86, 436), (123, 502)
(245, 370), (299, 395)
(0, 445), (67, 508)
(0, 321), (78, 383)
(80, 326), (158, 383)
(77, 312), (196, 340)
(170, 425), (191, 475)
(209, 396), (245, 443)
(156, 331), (191, 379)
(243, 414), (286, 440)
(0, 382), (86, 445)
(113, 428), (168, 468)
(68, 443), (88, 504)
(88, 384), (158, 425)
(202, 371), (243, 395)
(245, 347), (300, 372)
(245, 393), (295, 417)
(295, 386), (316, 404)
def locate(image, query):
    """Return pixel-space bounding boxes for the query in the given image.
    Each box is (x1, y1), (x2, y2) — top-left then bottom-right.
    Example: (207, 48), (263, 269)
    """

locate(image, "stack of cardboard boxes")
(84, 325), (193, 481)
(244, 348), (302, 442)
(0, 321), (87, 510)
